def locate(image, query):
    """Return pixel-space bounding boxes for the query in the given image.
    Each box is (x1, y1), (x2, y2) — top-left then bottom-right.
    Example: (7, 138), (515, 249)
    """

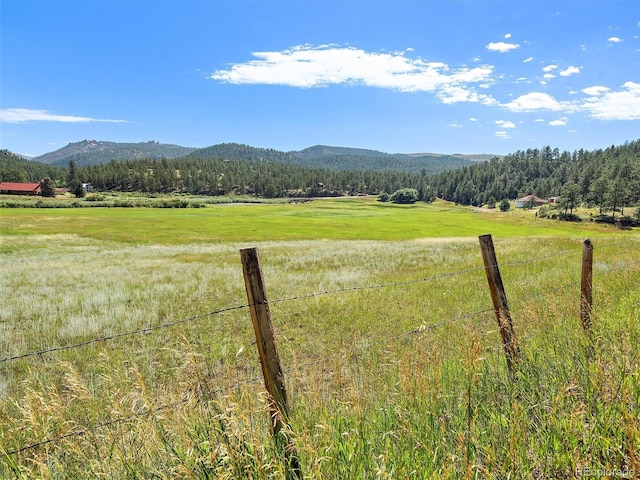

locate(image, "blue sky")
(1, 0), (639, 158)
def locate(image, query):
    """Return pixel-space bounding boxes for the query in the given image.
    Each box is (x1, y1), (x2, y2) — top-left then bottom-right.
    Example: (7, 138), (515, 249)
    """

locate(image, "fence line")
(3, 307), (496, 457)
(3, 237), (638, 460)
(2, 242), (637, 367)
(0, 261), (499, 366)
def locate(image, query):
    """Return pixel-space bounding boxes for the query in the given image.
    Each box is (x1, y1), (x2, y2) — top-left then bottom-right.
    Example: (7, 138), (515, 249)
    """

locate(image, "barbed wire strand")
(3, 243), (637, 367)
(0, 304), (249, 364)
(3, 308), (495, 457)
(0, 240), (636, 364)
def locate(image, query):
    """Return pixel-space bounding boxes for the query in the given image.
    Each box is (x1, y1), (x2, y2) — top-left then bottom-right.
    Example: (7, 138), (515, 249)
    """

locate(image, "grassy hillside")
(1, 199), (638, 478)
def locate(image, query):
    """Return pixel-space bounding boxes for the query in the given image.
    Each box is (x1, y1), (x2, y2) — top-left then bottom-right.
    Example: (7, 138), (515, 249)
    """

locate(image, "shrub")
(557, 212), (582, 222)
(390, 188), (419, 204)
(537, 206), (549, 218)
(378, 191), (390, 202)
(499, 199), (511, 212)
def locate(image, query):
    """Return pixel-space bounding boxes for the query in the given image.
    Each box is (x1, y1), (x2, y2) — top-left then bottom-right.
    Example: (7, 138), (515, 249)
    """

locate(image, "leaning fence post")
(580, 239), (594, 332)
(478, 234), (520, 372)
(240, 247), (302, 480)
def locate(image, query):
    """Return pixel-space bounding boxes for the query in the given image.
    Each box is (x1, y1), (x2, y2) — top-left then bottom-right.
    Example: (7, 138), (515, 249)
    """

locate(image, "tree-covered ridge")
(186, 143), (475, 173)
(33, 140), (196, 167)
(0, 149), (65, 183)
(430, 140), (640, 211)
(76, 156), (432, 199)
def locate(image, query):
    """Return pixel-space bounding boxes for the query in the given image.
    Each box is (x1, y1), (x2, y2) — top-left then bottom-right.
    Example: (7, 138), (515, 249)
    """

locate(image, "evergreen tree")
(40, 178), (56, 197)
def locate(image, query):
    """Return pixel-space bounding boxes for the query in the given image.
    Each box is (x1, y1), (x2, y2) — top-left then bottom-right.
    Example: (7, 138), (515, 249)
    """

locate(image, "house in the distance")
(515, 194), (547, 208)
(0, 182), (42, 195)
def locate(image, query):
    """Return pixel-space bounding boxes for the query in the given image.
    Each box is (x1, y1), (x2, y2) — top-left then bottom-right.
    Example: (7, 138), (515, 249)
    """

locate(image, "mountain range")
(30, 140), (497, 174)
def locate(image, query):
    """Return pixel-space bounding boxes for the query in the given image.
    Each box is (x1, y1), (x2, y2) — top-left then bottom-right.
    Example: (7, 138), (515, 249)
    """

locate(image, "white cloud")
(502, 92), (565, 112)
(0, 108), (127, 124)
(210, 44), (495, 102)
(486, 41), (520, 53)
(608, 36), (623, 43)
(504, 33), (512, 39)
(495, 120), (516, 128)
(542, 65), (558, 72)
(581, 81), (640, 120)
(448, 122), (462, 128)
(523, 56), (534, 63)
(582, 85), (610, 96)
(560, 66), (580, 76)
(495, 131), (510, 139)
(437, 85), (493, 104)
(549, 117), (568, 126)
(469, 117), (477, 122)
(543, 73), (556, 79)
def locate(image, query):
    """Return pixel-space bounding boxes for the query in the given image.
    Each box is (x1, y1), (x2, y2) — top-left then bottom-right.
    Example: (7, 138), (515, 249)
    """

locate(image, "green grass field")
(0, 197), (623, 245)
(1, 198), (639, 478)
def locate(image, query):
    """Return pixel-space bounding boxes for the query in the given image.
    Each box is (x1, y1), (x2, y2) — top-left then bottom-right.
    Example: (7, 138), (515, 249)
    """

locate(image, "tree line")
(429, 140), (640, 216)
(2, 140), (640, 217)
(75, 157), (433, 200)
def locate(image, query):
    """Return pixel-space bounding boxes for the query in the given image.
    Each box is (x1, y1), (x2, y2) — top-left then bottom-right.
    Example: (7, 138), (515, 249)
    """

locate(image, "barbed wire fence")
(2, 235), (639, 464)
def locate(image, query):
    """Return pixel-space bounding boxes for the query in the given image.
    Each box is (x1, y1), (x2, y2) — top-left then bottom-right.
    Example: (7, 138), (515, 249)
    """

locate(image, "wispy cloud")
(485, 41), (520, 53)
(0, 108), (127, 124)
(559, 66), (580, 76)
(583, 86), (610, 96)
(210, 44), (495, 102)
(502, 92), (566, 112)
(549, 117), (568, 126)
(211, 44), (640, 125)
(523, 56), (534, 63)
(495, 120), (516, 128)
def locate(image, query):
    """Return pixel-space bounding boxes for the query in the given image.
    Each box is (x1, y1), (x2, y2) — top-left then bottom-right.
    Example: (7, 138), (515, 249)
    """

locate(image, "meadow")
(1, 197), (639, 478)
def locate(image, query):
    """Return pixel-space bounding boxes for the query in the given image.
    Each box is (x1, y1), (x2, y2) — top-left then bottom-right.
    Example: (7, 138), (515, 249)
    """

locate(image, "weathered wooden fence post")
(580, 239), (594, 332)
(240, 247), (302, 480)
(478, 234), (520, 372)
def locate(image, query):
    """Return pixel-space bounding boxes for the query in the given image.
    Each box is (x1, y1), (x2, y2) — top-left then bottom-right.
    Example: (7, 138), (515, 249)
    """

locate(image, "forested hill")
(74, 156), (427, 198)
(0, 149), (65, 183)
(430, 140), (640, 208)
(185, 143), (476, 174)
(33, 140), (196, 167)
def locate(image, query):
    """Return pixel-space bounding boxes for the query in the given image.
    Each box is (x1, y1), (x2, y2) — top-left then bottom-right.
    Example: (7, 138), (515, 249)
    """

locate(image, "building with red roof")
(0, 182), (42, 195)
